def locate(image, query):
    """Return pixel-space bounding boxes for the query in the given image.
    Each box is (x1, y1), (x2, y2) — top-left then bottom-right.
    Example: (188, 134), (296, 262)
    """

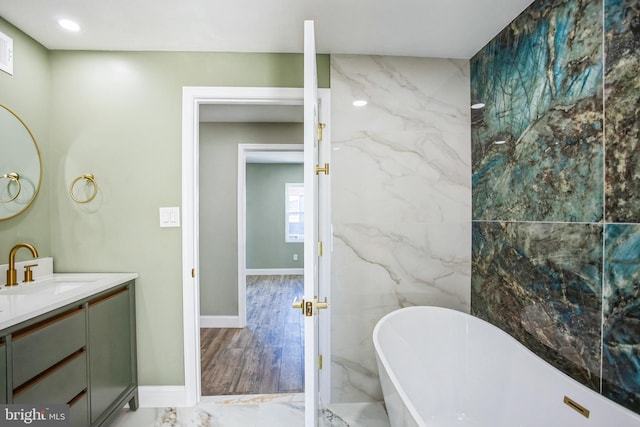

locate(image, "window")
(285, 183), (304, 242)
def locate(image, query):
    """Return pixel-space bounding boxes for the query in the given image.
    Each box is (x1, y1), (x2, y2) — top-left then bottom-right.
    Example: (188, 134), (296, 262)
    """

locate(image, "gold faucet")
(6, 243), (39, 286)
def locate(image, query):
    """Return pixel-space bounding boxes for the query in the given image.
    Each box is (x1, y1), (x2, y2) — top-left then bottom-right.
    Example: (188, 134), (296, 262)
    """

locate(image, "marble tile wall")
(330, 55), (471, 402)
(471, 0), (640, 415)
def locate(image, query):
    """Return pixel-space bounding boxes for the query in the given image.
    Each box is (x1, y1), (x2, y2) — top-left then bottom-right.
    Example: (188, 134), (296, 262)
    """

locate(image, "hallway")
(200, 275), (304, 395)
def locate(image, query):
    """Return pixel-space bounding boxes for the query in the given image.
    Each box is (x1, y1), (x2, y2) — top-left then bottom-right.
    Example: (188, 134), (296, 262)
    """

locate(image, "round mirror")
(0, 104), (42, 220)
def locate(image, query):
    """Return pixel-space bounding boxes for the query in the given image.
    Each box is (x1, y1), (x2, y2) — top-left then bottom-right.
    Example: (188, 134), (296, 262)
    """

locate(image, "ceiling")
(0, 0), (534, 59)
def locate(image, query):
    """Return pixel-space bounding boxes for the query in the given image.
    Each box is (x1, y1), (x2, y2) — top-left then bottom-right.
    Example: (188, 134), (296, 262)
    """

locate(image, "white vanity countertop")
(0, 272), (138, 330)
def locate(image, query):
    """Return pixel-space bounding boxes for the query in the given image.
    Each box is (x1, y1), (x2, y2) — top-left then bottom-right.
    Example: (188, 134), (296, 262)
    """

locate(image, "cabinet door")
(88, 287), (133, 423)
(0, 340), (6, 403)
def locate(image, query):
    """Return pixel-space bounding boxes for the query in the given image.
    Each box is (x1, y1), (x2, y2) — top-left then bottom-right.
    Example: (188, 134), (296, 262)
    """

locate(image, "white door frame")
(181, 86), (330, 405)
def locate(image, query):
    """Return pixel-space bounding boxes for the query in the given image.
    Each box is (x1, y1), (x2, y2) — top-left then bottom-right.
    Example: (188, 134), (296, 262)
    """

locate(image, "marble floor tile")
(322, 402), (391, 427)
(109, 394), (390, 427)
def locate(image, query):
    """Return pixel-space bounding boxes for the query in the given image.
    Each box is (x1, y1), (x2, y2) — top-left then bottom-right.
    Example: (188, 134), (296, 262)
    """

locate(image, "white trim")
(138, 386), (190, 408)
(199, 315), (242, 328)
(237, 145), (248, 329)
(246, 268), (304, 276)
(181, 87), (201, 407)
(182, 86), (331, 411)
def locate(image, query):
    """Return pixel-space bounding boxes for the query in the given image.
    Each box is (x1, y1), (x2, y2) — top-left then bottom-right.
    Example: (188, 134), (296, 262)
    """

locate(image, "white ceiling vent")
(0, 32), (14, 76)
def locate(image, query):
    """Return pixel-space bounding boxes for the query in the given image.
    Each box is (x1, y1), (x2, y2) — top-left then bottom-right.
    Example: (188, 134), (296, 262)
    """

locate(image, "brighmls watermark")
(0, 405), (69, 426)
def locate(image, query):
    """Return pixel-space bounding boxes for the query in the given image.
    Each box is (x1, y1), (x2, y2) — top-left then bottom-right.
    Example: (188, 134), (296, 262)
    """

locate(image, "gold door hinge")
(192, 268), (196, 278)
(318, 241), (323, 256)
(318, 354), (323, 370)
(316, 163), (329, 175)
(317, 123), (326, 141)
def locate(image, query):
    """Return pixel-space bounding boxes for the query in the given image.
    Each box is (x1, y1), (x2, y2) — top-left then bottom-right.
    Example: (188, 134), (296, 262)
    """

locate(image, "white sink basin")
(0, 275), (102, 295)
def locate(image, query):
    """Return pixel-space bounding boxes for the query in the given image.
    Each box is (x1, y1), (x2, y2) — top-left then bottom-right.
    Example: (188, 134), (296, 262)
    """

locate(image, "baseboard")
(138, 386), (192, 407)
(246, 268), (303, 276)
(200, 315), (242, 328)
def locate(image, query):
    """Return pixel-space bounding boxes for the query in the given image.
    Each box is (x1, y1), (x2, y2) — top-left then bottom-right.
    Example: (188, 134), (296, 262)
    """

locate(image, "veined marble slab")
(330, 54), (471, 402)
(110, 394), (390, 427)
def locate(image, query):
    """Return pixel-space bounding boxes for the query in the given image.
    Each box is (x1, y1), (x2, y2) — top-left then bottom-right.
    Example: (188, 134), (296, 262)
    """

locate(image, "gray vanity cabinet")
(0, 279), (137, 427)
(0, 340), (5, 403)
(88, 285), (137, 425)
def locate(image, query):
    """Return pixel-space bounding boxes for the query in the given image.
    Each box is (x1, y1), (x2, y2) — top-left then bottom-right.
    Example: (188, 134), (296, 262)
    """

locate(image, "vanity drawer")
(13, 351), (86, 405)
(12, 307), (86, 387)
(69, 390), (89, 427)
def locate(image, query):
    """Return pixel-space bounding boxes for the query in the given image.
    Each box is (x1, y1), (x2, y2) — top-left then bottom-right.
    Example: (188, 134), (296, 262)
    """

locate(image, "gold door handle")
(292, 297), (304, 313)
(315, 296), (329, 310)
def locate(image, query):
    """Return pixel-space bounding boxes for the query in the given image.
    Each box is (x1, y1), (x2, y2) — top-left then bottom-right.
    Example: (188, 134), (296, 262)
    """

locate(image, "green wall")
(0, 19), (51, 262)
(0, 15), (330, 387)
(246, 163), (304, 269)
(49, 52), (327, 385)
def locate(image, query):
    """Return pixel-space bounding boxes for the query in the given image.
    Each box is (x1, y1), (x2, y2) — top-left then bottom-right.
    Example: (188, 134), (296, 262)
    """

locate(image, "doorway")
(181, 86), (331, 405)
(200, 142), (305, 395)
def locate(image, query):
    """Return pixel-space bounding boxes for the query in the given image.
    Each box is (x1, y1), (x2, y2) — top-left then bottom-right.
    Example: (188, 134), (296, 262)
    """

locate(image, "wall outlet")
(293, 253), (298, 261)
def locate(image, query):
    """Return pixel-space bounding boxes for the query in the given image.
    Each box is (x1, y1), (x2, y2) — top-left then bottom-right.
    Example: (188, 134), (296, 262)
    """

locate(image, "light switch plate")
(0, 32), (13, 76)
(159, 207), (180, 228)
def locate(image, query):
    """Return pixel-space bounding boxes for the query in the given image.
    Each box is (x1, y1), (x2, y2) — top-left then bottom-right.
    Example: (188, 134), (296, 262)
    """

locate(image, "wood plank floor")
(200, 275), (304, 395)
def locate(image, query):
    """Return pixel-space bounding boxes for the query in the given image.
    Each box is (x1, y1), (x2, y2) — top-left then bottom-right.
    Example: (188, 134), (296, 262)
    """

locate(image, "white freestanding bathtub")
(373, 306), (640, 427)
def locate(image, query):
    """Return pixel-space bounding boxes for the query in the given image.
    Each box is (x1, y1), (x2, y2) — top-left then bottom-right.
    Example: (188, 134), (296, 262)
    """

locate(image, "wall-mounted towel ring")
(0, 172), (21, 203)
(70, 173), (98, 203)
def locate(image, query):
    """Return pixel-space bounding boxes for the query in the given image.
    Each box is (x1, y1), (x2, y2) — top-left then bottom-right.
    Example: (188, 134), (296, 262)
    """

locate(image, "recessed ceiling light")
(58, 19), (81, 32)
(471, 102), (485, 109)
(352, 100), (367, 107)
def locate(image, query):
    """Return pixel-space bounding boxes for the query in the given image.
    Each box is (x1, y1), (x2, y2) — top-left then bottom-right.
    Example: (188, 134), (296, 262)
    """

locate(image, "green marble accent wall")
(605, 0), (640, 222)
(471, 0), (603, 222)
(471, 0), (640, 415)
(473, 222), (603, 389)
(604, 224), (640, 411)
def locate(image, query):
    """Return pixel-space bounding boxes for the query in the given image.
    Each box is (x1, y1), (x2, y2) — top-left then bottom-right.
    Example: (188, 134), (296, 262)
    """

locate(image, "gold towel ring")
(70, 174), (98, 203)
(0, 172), (21, 203)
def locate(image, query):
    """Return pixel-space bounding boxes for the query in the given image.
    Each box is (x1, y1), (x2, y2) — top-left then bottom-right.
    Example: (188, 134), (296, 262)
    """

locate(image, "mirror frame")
(0, 103), (42, 220)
